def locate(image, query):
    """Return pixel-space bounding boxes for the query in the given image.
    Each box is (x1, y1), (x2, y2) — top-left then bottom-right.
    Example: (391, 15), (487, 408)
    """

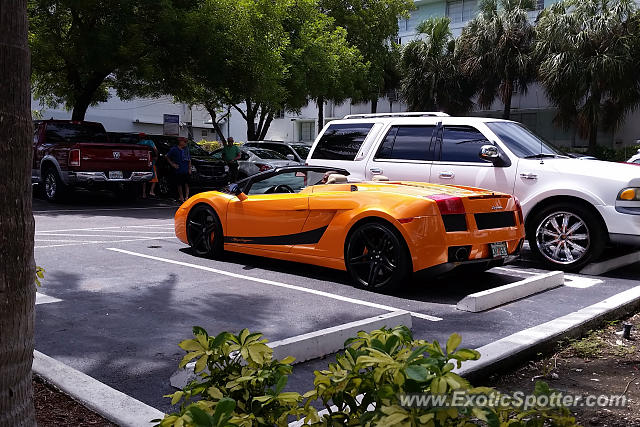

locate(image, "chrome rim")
(45, 173), (56, 199)
(347, 224), (399, 288)
(535, 211), (590, 265)
(187, 208), (218, 256)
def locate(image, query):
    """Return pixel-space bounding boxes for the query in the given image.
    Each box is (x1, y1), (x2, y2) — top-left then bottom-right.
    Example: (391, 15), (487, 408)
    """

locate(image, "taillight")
(426, 194), (465, 215)
(258, 164), (272, 172)
(514, 196), (524, 224)
(69, 149), (81, 167)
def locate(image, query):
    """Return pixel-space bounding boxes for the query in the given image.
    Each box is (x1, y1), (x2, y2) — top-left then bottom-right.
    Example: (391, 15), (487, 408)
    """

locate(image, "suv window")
(44, 123), (109, 144)
(440, 126), (490, 163)
(375, 125), (436, 161)
(310, 123), (374, 161)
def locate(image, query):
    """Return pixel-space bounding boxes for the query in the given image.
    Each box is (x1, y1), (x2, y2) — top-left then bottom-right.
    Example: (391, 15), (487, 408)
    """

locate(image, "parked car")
(306, 113), (640, 271)
(33, 120), (153, 201)
(174, 165), (525, 292)
(628, 149), (640, 164)
(210, 147), (298, 178)
(243, 141), (311, 163)
(109, 132), (229, 196)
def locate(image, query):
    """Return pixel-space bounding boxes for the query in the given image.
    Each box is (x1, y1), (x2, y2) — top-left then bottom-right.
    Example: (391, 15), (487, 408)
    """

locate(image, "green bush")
(155, 326), (578, 427)
(197, 140), (222, 153)
(587, 144), (640, 162)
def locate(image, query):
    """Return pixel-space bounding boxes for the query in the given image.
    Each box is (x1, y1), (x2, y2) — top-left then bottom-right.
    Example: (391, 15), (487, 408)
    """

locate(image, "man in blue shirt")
(167, 137), (192, 202)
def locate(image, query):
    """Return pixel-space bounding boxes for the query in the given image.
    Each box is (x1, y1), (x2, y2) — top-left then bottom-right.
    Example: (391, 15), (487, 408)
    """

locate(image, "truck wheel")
(43, 168), (66, 202)
(526, 202), (606, 272)
(158, 174), (171, 196)
(115, 183), (138, 201)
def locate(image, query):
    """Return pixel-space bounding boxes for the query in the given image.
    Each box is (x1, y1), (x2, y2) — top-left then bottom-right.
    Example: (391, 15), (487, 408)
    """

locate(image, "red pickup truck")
(33, 120), (153, 201)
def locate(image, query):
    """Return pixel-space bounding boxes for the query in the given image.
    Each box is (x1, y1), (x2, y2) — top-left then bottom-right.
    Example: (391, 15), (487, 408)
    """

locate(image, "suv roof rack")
(342, 112), (450, 119)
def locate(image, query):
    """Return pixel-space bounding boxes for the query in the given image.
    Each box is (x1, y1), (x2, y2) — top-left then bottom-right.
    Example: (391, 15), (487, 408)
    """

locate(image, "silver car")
(243, 141), (311, 163)
(211, 147), (298, 179)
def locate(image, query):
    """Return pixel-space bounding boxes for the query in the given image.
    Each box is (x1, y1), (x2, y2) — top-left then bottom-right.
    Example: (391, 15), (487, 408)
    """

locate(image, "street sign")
(163, 114), (179, 136)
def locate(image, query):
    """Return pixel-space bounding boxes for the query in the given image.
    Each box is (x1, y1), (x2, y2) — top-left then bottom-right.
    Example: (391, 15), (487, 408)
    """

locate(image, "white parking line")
(36, 293), (62, 305)
(35, 233), (174, 239)
(38, 230), (175, 235)
(36, 236), (177, 249)
(35, 224), (173, 233)
(106, 248), (443, 322)
(34, 206), (176, 214)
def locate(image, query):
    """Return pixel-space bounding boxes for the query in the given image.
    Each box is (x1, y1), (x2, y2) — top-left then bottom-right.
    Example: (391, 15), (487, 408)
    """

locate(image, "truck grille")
(474, 212), (516, 230)
(198, 165), (225, 176)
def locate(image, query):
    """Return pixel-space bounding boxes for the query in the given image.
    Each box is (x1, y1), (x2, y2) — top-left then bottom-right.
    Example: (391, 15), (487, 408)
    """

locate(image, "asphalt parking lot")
(33, 190), (640, 413)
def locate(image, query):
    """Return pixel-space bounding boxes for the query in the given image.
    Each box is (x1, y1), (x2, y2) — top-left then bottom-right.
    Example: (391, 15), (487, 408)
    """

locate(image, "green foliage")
(35, 266), (45, 288)
(157, 326), (578, 427)
(196, 140), (223, 153)
(535, 0), (640, 151)
(456, 0), (538, 119)
(588, 144), (640, 162)
(400, 17), (474, 115)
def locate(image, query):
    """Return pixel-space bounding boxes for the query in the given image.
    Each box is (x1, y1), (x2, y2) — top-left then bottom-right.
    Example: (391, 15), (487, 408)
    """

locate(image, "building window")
(274, 109), (285, 119)
(446, 0), (478, 24)
(300, 121), (315, 142)
(536, 0), (545, 10)
(201, 129), (208, 137)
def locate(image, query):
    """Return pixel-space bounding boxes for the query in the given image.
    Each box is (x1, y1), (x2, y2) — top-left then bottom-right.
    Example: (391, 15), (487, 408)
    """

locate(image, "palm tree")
(0, 0), (37, 425)
(535, 0), (640, 152)
(456, 0), (537, 119)
(400, 17), (474, 115)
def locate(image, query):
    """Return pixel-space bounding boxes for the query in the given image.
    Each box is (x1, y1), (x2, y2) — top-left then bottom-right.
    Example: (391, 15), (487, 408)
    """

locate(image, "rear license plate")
(490, 241), (508, 258)
(109, 171), (123, 179)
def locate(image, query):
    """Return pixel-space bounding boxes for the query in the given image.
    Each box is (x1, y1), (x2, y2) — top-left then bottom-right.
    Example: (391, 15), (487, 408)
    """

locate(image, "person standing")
(167, 137), (191, 202)
(137, 133), (158, 198)
(222, 136), (241, 183)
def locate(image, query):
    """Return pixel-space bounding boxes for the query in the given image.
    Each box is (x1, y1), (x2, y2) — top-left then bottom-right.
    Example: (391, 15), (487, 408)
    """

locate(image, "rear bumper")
(66, 171), (153, 184)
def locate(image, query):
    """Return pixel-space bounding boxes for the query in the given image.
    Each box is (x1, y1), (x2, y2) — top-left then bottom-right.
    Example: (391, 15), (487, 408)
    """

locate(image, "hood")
(192, 155), (225, 165)
(519, 157), (640, 186)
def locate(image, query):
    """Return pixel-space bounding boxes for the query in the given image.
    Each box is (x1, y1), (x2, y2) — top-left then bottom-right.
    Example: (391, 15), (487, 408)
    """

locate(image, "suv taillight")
(258, 164), (272, 172)
(69, 149), (81, 167)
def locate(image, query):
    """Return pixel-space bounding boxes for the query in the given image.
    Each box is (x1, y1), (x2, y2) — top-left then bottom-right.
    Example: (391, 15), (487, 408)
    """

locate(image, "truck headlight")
(618, 188), (640, 201)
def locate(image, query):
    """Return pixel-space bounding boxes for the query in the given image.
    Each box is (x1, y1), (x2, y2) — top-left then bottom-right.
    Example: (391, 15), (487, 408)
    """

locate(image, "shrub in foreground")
(155, 326), (578, 426)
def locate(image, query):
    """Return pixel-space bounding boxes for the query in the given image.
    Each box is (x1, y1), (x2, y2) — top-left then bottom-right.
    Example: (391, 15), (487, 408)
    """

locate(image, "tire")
(158, 173), (171, 196)
(115, 183), (138, 201)
(526, 202), (606, 272)
(186, 204), (224, 258)
(43, 167), (66, 202)
(345, 221), (411, 293)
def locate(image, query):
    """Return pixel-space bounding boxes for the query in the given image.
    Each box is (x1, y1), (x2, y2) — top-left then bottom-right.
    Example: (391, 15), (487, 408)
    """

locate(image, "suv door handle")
(369, 168), (383, 174)
(520, 173), (538, 180)
(439, 171), (455, 179)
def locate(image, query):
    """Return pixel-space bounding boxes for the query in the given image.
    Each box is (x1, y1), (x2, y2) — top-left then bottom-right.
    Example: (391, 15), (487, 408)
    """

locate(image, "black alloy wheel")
(187, 205), (223, 257)
(345, 221), (410, 292)
(44, 168), (65, 202)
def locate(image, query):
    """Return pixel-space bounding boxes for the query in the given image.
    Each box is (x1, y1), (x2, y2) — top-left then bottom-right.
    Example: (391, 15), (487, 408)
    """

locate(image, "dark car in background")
(109, 132), (229, 196)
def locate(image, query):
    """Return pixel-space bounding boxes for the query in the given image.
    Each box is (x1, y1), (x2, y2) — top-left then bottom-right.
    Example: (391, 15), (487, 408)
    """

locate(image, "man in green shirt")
(222, 137), (241, 183)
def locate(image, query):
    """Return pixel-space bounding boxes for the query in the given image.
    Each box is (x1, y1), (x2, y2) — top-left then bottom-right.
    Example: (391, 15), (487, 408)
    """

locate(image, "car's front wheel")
(345, 221), (410, 293)
(187, 204), (224, 258)
(526, 202), (606, 271)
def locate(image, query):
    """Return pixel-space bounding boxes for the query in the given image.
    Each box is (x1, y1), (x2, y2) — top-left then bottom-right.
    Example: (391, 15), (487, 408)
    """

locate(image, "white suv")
(306, 113), (640, 271)
(629, 149), (640, 164)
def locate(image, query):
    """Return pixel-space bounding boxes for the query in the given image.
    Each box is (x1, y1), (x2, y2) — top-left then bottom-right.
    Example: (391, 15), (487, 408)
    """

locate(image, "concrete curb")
(457, 271), (564, 312)
(33, 351), (165, 427)
(579, 250), (640, 276)
(171, 311), (412, 389)
(455, 284), (640, 381)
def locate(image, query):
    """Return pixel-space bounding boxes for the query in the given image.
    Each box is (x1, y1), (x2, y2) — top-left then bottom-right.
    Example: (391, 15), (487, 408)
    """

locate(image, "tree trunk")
(258, 113), (274, 141)
(0, 1), (37, 425)
(204, 104), (227, 142)
(502, 80), (513, 120)
(317, 96), (324, 134)
(245, 100), (258, 141)
(589, 123), (598, 154)
(370, 97), (378, 114)
(71, 74), (107, 121)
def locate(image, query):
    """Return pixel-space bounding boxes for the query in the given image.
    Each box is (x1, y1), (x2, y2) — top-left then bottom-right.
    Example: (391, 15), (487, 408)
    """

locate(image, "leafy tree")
(28, 0), (189, 121)
(319, 0), (414, 113)
(535, 0), (640, 151)
(0, 0), (37, 424)
(400, 17), (474, 115)
(456, 0), (538, 119)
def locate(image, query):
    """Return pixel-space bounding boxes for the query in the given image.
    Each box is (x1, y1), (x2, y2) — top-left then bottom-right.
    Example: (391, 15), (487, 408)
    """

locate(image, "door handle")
(369, 168), (383, 174)
(439, 171), (455, 179)
(520, 173), (538, 180)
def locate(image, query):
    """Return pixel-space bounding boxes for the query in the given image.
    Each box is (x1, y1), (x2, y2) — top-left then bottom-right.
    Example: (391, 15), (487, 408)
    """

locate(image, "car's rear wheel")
(187, 204), (223, 257)
(345, 221), (410, 292)
(526, 202), (606, 272)
(43, 167), (66, 202)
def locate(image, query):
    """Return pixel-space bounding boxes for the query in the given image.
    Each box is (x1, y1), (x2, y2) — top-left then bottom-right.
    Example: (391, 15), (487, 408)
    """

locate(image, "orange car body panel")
(174, 181), (525, 273)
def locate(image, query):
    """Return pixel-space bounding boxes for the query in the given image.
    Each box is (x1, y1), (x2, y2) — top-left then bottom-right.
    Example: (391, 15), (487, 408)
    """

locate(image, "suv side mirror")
(479, 144), (511, 167)
(286, 154), (295, 161)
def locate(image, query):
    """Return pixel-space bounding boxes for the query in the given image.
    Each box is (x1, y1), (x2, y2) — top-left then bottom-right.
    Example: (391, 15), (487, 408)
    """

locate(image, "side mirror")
(286, 154), (295, 161)
(480, 145), (499, 161)
(228, 183), (248, 201)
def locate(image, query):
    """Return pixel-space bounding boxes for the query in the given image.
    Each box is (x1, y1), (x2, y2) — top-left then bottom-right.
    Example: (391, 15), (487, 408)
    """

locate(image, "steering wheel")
(273, 184), (295, 193)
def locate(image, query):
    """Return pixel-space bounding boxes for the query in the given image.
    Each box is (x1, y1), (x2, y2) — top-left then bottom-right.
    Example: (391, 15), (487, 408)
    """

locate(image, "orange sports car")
(175, 166), (525, 292)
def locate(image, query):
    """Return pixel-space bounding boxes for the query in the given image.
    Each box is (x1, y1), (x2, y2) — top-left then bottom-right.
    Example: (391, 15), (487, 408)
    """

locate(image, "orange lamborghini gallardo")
(175, 166), (525, 292)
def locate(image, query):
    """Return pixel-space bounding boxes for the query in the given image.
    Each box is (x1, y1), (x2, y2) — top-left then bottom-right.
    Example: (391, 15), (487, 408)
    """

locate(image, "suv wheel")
(526, 202), (606, 272)
(43, 168), (66, 202)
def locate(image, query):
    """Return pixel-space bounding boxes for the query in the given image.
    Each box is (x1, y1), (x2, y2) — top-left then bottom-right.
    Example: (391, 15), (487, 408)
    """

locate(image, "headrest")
(326, 174), (348, 184)
(371, 175), (389, 181)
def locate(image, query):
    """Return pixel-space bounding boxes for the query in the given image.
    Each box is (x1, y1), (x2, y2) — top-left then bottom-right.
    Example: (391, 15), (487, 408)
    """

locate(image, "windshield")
(292, 145), (310, 159)
(248, 148), (287, 160)
(486, 122), (567, 158)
